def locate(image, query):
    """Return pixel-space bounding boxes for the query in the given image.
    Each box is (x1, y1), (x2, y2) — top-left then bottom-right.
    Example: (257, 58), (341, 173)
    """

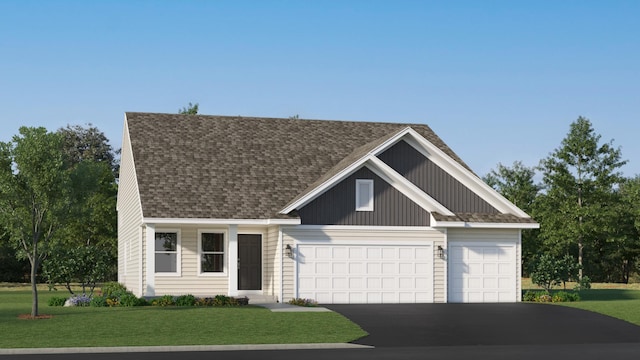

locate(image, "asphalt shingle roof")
(125, 112), (490, 220)
(431, 212), (538, 224)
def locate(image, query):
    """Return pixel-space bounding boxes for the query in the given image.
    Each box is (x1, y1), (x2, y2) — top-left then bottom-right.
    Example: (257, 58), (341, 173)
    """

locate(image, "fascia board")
(431, 221), (540, 229)
(367, 156), (454, 216)
(279, 127), (413, 214)
(143, 218), (301, 225)
(403, 129), (530, 218)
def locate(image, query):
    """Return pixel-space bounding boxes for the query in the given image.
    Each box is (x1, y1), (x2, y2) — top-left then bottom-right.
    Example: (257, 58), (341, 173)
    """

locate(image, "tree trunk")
(30, 257), (39, 317)
(578, 240), (583, 280)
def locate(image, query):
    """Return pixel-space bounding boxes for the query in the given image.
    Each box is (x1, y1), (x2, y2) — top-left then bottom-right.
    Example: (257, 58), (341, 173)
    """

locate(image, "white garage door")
(448, 242), (517, 303)
(297, 244), (433, 304)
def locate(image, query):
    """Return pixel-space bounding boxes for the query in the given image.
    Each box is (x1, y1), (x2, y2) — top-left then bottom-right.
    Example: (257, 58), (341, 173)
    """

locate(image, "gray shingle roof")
(431, 212), (538, 224)
(125, 112), (474, 219)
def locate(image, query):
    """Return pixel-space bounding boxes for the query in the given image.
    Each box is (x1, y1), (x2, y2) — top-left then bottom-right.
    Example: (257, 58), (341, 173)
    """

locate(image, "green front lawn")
(522, 278), (640, 326)
(0, 290), (367, 349)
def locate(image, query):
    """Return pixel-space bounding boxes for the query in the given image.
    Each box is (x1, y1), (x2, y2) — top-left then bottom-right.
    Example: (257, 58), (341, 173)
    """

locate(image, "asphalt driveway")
(326, 303), (640, 347)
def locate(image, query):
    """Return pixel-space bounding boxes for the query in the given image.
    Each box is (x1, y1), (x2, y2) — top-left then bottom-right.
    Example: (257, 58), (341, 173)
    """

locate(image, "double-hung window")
(200, 232), (225, 273)
(155, 232), (178, 273)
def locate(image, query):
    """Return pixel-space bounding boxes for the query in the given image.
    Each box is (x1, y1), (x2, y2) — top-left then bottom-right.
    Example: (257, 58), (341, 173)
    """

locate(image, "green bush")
(120, 293), (142, 307)
(288, 298), (318, 307)
(552, 291), (580, 302)
(523, 290), (580, 303)
(48, 296), (68, 307)
(90, 295), (107, 307)
(152, 295), (175, 307)
(175, 294), (196, 306)
(102, 282), (129, 298)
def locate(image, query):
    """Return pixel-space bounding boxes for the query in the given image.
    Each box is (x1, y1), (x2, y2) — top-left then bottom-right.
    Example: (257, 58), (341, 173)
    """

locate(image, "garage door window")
(356, 179), (374, 211)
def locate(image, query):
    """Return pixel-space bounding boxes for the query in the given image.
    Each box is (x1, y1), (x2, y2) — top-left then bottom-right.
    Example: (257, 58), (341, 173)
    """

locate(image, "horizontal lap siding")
(154, 226), (228, 296)
(282, 227), (445, 303)
(117, 120), (144, 296)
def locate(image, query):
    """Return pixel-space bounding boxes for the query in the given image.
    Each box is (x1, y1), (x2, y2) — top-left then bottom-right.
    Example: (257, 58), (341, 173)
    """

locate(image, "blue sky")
(1, 0), (638, 177)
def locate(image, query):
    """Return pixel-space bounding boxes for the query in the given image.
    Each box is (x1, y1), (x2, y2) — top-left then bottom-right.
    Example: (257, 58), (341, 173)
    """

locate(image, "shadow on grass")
(578, 289), (640, 301)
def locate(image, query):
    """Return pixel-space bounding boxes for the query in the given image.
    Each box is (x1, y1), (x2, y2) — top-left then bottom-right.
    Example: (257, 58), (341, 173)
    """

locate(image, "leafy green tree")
(608, 176), (640, 282)
(484, 161), (541, 273)
(0, 127), (71, 316)
(58, 124), (118, 174)
(178, 102), (199, 115)
(530, 254), (585, 292)
(42, 245), (114, 295)
(50, 125), (119, 285)
(535, 117), (627, 281)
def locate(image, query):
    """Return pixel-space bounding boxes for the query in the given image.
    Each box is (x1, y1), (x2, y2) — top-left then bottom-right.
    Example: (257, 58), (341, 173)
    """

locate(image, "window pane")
(155, 253), (177, 272)
(155, 232), (177, 251)
(202, 233), (224, 252)
(202, 254), (224, 272)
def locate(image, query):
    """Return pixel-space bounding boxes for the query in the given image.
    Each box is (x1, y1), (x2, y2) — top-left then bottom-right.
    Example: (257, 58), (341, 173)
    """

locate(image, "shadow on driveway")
(326, 303), (640, 347)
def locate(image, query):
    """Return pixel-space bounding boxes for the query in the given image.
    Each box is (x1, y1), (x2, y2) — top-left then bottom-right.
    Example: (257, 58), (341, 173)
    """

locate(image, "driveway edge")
(0, 343), (372, 355)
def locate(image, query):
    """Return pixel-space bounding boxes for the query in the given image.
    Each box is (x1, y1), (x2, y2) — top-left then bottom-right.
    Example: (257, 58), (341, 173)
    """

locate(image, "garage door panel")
(298, 244), (433, 304)
(449, 242), (517, 303)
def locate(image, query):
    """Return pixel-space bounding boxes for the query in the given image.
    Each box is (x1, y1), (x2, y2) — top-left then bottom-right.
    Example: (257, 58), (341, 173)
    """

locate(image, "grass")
(522, 278), (640, 326)
(0, 289), (367, 349)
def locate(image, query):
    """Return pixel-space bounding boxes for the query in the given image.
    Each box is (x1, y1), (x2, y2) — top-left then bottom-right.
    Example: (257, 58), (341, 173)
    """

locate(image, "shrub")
(90, 296), (107, 307)
(175, 294), (196, 306)
(523, 290), (544, 302)
(288, 298), (318, 307)
(194, 297), (214, 306)
(120, 293), (143, 307)
(213, 295), (232, 306)
(67, 294), (92, 307)
(552, 291), (580, 303)
(235, 296), (249, 306)
(48, 296), (67, 307)
(102, 282), (129, 298)
(152, 295), (175, 307)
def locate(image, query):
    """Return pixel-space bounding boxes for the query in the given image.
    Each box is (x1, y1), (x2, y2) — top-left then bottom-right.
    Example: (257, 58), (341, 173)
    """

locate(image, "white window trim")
(197, 229), (228, 277)
(355, 179), (374, 211)
(154, 228), (181, 277)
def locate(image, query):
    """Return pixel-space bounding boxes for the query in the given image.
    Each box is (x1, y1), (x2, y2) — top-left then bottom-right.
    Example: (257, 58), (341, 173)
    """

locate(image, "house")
(117, 112), (538, 303)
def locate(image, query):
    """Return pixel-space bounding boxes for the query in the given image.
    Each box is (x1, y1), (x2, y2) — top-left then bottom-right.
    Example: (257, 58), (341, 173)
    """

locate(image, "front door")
(238, 234), (262, 290)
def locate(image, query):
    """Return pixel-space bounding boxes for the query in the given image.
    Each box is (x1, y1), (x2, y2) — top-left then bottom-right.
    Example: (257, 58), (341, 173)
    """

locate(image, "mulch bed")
(18, 314), (53, 320)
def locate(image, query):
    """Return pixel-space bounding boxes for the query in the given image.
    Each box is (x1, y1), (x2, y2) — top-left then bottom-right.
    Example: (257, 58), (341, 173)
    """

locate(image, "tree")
(0, 127), (70, 316)
(178, 102), (199, 115)
(536, 117), (627, 280)
(484, 161), (541, 273)
(609, 176), (640, 282)
(58, 124), (119, 176)
(49, 125), (119, 286)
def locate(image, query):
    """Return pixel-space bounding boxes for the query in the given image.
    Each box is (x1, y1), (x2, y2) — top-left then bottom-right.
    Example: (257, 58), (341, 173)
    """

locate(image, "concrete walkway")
(256, 302), (332, 312)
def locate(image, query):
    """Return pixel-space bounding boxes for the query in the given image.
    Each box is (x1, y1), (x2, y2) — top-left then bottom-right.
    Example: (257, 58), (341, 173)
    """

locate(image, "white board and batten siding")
(282, 227), (446, 304)
(447, 228), (521, 303)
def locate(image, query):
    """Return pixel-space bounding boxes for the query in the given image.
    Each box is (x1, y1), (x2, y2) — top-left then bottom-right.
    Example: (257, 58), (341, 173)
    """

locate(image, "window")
(355, 179), (374, 211)
(200, 232), (225, 273)
(155, 232), (178, 273)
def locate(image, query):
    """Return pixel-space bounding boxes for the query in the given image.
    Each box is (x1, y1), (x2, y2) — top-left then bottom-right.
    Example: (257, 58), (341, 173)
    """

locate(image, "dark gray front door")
(238, 234), (262, 290)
